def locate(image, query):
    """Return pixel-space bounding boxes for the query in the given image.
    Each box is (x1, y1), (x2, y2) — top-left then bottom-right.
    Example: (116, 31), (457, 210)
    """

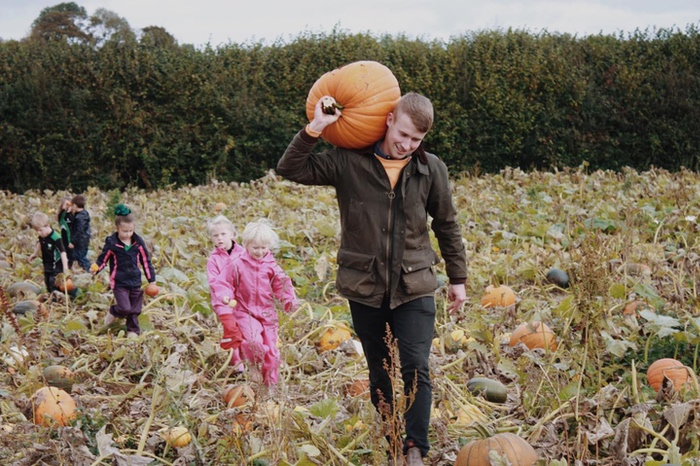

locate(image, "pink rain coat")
(221, 249), (298, 385)
(206, 243), (244, 317)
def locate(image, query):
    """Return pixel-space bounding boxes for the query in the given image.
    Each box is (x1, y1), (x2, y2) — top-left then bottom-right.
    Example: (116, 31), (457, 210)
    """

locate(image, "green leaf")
(608, 283), (626, 300)
(308, 398), (339, 419)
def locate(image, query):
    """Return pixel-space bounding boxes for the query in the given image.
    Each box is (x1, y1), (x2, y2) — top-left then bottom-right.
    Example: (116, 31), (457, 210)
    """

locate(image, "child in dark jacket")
(70, 194), (91, 272)
(57, 196), (74, 268)
(28, 212), (72, 295)
(92, 204), (156, 338)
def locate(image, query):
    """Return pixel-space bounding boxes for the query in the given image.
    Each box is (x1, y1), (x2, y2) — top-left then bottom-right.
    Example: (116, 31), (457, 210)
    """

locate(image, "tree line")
(1, 3), (699, 192)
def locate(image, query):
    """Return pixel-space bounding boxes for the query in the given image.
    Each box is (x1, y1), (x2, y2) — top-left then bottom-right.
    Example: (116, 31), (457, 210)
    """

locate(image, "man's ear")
(385, 112), (394, 126)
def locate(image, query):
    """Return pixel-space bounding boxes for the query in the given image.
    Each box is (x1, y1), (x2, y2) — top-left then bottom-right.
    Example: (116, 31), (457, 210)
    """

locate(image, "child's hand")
(28, 254), (36, 261)
(223, 296), (237, 308)
(68, 243), (74, 249)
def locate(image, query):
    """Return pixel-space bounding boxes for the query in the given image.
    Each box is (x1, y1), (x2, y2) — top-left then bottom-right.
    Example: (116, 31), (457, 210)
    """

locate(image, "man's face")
(381, 111), (427, 159)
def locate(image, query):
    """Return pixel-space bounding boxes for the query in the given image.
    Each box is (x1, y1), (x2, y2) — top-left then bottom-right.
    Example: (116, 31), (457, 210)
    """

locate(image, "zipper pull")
(387, 191), (395, 199)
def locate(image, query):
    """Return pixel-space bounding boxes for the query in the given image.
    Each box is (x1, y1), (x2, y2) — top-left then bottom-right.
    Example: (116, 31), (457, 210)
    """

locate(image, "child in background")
(218, 219), (298, 386)
(70, 194), (91, 272)
(28, 212), (71, 295)
(57, 197), (74, 268)
(206, 215), (245, 357)
(93, 204), (156, 338)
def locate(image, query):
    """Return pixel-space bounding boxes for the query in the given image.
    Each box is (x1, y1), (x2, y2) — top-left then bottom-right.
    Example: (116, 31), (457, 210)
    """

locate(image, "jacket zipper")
(386, 189), (395, 296)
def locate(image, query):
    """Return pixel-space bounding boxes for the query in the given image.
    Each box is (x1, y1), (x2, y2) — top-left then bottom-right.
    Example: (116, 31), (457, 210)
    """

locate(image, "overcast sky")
(2, 0), (700, 46)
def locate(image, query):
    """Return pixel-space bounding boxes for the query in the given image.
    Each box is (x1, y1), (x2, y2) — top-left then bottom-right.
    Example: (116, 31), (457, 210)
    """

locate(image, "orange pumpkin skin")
(32, 386), (77, 427)
(57, 277), (74, 292)
(646, 358), (688, 392)
(223, 383), (255, 408)
(455, 432), (537, 466)
(480, 285), (516, 308)
(509, 321), (558, 351)
(145, 282), (159, 297)
(344, 378), (370, 399)
(306, 61), (401, 149)
(317, 325), (352, 352)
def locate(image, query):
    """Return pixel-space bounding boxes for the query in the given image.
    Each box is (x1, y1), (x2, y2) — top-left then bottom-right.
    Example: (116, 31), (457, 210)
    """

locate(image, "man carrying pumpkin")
(277, 91), (467, 465)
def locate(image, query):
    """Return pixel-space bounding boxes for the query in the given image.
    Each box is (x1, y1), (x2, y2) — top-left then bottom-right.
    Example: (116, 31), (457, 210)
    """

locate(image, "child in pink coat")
(220, 219), (298, 386)
(206, 215), (245, 355)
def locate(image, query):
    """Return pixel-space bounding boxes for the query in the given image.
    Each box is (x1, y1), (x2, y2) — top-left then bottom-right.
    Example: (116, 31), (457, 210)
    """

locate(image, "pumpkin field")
(2, 166), (700, 465)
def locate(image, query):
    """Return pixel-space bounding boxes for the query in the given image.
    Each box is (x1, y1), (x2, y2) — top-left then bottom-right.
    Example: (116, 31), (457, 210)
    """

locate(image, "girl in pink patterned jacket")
(219, 219), (298, 386)
(206, 215), (245, 354)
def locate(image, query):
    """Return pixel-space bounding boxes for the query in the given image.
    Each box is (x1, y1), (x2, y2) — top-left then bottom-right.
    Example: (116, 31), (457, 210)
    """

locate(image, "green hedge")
(1, 25), (699, 192)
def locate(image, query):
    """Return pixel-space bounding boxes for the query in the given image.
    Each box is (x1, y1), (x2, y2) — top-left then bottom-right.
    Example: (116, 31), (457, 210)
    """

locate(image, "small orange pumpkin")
(344, 378), (370, 399)
(306, 61), (401, 149)
(56, 277), (74, 292)
(223, 383), (255, 408)
(480, 285), (516, 308)
(646, 358), (689, 392)
(509, 321), (558, 351)
(145, 282), (159, 297)
(32, 386), (77, 427)
(163, 426), (192, 447)
(455, 432), (537, 466)
(317, 323), (353, 352)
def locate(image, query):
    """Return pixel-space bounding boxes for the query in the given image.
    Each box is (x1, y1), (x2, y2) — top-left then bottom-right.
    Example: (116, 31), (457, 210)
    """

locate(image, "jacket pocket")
(400, 250), (439, 295)
(336, 248), (378, 297)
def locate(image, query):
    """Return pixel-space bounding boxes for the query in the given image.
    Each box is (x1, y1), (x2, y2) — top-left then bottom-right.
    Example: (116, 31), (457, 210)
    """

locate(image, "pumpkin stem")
(470, 421), (494, 439)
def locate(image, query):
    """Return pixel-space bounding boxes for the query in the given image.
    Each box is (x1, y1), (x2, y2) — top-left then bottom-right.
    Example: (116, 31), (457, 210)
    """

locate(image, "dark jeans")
(72, 245), (90, 272)
(350, 296), (435, 457)
(109, 286), (144, 334)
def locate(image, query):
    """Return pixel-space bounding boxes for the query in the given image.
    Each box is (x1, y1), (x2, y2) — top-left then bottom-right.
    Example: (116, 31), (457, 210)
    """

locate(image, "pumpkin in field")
(646, 358), (689, 392)
(509, 321), (558, 351)
(455, 432), (537, 466)
(317, 322), (353, 352)
(545, 268), (570, 288)
(306, 61), (401, 149)
(32, 386), (77, 427)
(163, 426), (192, 447)
(344, 378), (370, 399)
(7, 281), (41, 298)
(145, 282), (159, 297)
(480, 285), (516, 308)
(42, 365), (75, 392)
(56, 277), (74, 292)
(223, 383), (255, 408)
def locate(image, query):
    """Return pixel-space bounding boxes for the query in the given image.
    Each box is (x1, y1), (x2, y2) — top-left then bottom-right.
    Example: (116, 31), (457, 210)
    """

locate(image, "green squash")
(546, 268), (570, 288)
(467, 377), (508, 403)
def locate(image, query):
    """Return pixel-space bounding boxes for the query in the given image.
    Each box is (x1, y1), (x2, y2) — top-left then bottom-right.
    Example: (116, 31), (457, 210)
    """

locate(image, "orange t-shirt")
(377, 156), (411, 189)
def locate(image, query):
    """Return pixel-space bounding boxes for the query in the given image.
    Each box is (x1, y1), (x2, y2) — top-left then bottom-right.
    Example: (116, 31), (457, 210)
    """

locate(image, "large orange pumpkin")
(32, 386), (77, 427)
(509, 321), (558, 351)
(455, 432), (537, 465)
(646, 358), (689, 392)
(306, 61), (401, 149)
(480, 285), (516, 308)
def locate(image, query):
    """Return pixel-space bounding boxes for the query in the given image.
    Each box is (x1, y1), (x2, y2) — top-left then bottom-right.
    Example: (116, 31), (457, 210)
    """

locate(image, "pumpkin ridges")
(646, 358), (688, 392)
(306, 61), (400, 149)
